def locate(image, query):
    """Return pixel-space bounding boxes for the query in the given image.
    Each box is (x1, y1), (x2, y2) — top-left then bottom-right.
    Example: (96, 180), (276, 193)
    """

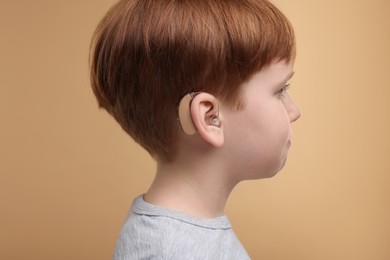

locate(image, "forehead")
(243, 61), (294, 89)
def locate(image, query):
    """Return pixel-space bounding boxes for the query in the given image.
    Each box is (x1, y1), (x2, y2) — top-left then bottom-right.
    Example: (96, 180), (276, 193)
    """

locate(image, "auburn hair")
(90, 0), (295, 160)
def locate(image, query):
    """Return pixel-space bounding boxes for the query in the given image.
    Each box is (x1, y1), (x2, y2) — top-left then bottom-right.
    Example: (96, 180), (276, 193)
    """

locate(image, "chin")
(263, 159), (288, 179)
(240, 154), (289, 180)
(246, 167), (281, 180)
(264, 169), (281, 179)
(280, 156), (288, 169)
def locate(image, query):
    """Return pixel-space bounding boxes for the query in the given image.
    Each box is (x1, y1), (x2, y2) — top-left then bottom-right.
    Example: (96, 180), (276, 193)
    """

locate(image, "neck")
(144, 159), (237, 219)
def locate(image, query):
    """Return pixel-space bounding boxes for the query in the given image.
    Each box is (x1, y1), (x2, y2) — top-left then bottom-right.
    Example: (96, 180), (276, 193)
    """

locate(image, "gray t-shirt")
(113, 195), (250, 260)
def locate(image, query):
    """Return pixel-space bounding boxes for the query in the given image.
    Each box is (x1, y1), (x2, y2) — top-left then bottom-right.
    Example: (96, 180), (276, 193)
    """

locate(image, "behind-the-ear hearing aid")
(178, 92), (198, 135)
(178, 92), (221, 135)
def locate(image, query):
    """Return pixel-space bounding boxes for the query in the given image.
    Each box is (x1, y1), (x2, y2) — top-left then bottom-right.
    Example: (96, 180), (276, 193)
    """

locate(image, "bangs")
(229, 0), (296, 71)
(188, 0), (296, 107)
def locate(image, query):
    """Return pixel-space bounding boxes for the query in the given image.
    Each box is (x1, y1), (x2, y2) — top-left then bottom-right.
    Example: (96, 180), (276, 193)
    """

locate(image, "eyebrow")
(285, 71), (295, 82)
(277, 71), (295, 88)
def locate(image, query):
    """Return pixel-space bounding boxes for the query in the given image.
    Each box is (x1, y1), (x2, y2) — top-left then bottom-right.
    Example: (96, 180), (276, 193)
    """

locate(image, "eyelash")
(279, 84), (290, 95)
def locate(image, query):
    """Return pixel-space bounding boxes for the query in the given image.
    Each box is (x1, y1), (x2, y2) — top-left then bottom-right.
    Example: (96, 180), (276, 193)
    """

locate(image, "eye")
(279, 83), (290, 96)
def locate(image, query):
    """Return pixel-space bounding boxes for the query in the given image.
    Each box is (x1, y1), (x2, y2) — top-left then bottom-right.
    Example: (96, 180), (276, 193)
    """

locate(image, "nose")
(290, 103), (301, 123)
(286, 94), (301, 123)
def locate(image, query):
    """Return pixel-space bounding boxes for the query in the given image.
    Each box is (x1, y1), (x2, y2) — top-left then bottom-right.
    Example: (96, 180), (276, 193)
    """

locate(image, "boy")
(90, 0), (300, 259)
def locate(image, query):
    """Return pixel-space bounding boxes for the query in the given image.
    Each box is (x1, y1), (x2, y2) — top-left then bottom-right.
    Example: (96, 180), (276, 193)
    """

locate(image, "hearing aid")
(178, 92), (221, 135)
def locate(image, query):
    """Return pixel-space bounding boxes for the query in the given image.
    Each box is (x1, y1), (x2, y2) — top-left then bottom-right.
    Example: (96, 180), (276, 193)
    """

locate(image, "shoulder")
(113, 212), (167, 259)
(113, 196), (250, 259)
(114, 212), (250, 260)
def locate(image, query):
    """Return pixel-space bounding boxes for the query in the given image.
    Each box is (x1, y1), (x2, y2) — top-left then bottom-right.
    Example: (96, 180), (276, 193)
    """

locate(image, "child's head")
(90, 0), (295, 161)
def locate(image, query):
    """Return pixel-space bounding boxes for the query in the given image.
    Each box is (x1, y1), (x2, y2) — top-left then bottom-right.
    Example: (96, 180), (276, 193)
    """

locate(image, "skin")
(145, 60), (301, 219)
(222, 60), (300, 180)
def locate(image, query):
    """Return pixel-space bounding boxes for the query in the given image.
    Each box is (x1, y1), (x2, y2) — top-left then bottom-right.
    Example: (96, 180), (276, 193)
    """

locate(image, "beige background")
(1, 0), (389, 259)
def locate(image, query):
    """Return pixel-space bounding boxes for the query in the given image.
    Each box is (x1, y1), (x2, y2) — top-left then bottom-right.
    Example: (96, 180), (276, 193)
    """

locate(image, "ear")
(190, 93), (224, 148)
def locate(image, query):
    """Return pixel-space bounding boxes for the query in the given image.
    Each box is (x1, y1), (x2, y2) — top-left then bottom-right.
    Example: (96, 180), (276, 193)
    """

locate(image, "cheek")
(257, 105), (291, 142)
(256, 106), (291, 163)
(222, 108), (291, 179)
